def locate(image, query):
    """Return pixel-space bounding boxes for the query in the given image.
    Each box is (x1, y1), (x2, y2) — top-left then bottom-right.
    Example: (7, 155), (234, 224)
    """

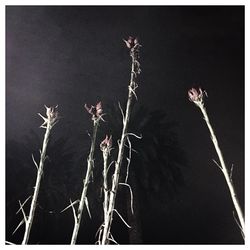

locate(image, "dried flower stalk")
(100, 37), (141, 244)
(188, 88), (245, 239)
(18, 106), (59, 244)
(70, 102), (103, 244)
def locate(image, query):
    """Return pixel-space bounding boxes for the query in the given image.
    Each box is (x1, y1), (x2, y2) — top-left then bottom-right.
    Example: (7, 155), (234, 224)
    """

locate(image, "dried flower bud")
(100, 135), (112, 152)
(123, 36), (139, 49)
(85, 101), (103, 121)
(188, 87), (205, 104)
(46, 105), (58, 123)
(38, 105), (59, 128)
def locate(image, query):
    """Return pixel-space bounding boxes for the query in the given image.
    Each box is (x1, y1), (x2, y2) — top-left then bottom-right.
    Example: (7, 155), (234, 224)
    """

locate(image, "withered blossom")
(84, 101), (104, 121)
(188, 87), (206, 104)
(123, 36), (139, 49)
(100, 135), (112, 152)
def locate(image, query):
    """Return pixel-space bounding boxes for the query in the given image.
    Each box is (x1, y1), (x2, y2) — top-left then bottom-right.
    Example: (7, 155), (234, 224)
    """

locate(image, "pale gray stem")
(101, 150), (110, 245)
(22, 123), (52, 244)
(103, 151), (109, 219)
(101, 47), (138, 245)
(198, 103), (245, 239)
(70, 120), (98, 244)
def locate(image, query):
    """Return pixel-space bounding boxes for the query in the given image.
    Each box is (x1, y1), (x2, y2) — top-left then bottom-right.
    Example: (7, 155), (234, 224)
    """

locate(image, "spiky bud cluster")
(38, 105), (59, 128)
(100, 135), (112, 153)
(84, 101), (104, 122)
(123, 36), (139, 49)
(188, 87), (207, 106)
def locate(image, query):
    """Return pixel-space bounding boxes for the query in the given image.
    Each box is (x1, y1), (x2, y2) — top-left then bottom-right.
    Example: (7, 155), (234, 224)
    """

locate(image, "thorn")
(109, 233), (119, 245)
(31, 154), (39, 170)
(70, 199), (78, 224)
(108, 237), (119, 245)
(113, 209), (131, 228)
(38, 113), (46, 121)
(60, 199), (79, 213)
(129, 85), (138, 100)
(86, 130), (92, 139)
(85, 197), (92, 219)
(5, 241), (16, 245)
(212, 159), (223, 171)
(118, 102), (125, 124)
(233, 210), (243, 234)
(18, 200), (27, 223)
(230, 164), (234, 181)
(16, 196), (32, 215)
(12, 219), (25, 235)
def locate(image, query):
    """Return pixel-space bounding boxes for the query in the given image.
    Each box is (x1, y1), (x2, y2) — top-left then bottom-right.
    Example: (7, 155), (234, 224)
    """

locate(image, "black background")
(6, 6), (244, 244)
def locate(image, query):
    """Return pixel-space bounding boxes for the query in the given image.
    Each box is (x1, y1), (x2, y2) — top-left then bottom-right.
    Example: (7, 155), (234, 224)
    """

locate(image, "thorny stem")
(100, 42), (141, 245)
(22, 107), (58, 244)
(70, 120), (99, 244)
(103, 150), (109, 217)
(101, 149), (109, 243)
(197, 102), (245, 239)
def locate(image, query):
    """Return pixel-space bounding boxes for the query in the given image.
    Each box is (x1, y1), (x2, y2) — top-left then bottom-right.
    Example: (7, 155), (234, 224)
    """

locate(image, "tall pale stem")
(70, 121), (98, 244)
(101, 53), (137, 245)
(199, 103), (245, 239)
(22, 124), (52, 244)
